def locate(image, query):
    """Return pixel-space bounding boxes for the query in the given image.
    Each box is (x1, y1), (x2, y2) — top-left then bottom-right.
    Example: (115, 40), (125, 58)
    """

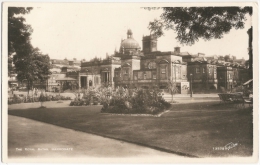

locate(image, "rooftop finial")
(127, 29), (133, 38)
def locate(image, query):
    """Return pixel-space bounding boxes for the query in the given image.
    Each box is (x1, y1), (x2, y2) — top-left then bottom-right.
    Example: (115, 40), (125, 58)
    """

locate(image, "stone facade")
(78, 29), (250, 93)
(80, 58), (121, 88)
(187, 61), (218, 93)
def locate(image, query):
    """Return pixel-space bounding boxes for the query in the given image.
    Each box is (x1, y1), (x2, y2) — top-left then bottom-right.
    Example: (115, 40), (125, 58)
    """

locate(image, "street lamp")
(190, 73), (193, 98)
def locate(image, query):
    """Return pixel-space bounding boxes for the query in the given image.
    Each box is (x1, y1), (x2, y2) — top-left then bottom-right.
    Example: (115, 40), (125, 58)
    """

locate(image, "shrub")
(13, 94), (23, 104)
(69, 99), (85, 106)
(69, 101), (75, 106)
(101, 87), (171, 115)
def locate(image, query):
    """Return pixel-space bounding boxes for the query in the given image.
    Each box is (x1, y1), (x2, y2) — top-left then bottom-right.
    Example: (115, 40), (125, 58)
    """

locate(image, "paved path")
(8, 115), (181, 158)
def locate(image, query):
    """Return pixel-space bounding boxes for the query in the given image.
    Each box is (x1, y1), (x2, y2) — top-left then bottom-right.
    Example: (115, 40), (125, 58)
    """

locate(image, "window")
(115, 72), (118, 77)
(229, 74), (232, 79)
(160, 65), (167, 79)
(148, 62), (157, 69)
(176, 66), (181, 79)
(146, 71), (151, 79)
(203, 68), (205, 73)
(153, 73), (157, 79)
(138, 72), (143, 79)
(144, 73), (147, 80)
(134, 73), (138, 80)
(124, 68), (129, 74)
(161, 68), (166, 74)
(196, 68), (200, 73)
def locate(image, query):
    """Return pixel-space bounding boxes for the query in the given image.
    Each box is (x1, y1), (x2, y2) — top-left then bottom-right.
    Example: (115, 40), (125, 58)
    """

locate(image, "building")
(46, 58), (81, 91)
(187, 61), (218, 93)
(80, 29), (189, 90)
(217, 66), (234, 91)
(80, 57), (121, 88)
(79, 29), (251, 93)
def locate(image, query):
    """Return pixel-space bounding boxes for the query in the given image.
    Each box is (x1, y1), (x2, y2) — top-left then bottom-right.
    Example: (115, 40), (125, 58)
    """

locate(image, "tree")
(8, 7), (33, 75)
(14, 47), (51, 93)
(224, 55), (231, 62)
(166, 78), (179, 103)
(148, 7), (253, 78)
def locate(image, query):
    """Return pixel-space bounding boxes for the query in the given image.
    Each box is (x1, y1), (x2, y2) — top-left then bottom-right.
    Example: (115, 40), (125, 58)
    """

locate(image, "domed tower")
(120, 29), (141, 55)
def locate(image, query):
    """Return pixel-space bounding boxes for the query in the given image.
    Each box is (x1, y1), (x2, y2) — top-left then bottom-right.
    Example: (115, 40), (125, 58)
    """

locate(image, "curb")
(100, 110), (170, 117)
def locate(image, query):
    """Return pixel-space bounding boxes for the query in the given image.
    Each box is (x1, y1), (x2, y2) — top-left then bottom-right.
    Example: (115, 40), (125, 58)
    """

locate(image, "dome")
(120, 29), (140, 50)
(121, 38), (140, 49)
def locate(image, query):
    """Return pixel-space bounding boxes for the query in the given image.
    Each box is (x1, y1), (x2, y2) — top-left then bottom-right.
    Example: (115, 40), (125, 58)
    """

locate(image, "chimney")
(174, 46), (180, 54)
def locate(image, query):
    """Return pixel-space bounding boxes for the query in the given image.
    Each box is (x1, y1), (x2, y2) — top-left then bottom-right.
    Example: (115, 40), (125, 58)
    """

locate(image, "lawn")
(8, 102), (253, 157)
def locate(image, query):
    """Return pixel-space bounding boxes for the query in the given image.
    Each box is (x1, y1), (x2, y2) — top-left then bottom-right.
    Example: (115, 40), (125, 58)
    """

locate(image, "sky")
(23, 4), (252, 61)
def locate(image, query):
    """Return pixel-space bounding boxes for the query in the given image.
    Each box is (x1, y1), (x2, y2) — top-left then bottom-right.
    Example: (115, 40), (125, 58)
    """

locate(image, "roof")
(121, 38), (140, 49)
(56, 77), (77, 81)
(243, 79), (253, 86)
(179, 52), (191, 56)
(120, 29), (140, 50)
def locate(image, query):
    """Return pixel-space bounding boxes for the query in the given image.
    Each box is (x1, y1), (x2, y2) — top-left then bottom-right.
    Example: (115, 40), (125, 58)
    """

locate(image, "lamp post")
(190, 73), (193, 98)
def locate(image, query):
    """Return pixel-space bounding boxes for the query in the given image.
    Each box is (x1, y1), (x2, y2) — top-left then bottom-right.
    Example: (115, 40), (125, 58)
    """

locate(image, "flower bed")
(100, 87), (171, 115)
(69, 86), (171, 115)
(8, 93), (72, 105)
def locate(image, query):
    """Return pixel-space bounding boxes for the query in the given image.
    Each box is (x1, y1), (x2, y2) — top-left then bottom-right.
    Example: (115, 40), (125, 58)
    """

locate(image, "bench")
(218, 93), (253, 108)
(231, 94), (253, 108)
(218, 93), (233, 104)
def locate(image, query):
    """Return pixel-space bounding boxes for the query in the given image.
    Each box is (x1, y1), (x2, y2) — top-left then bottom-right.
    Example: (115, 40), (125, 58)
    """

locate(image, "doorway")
(80, 76), (87, 88)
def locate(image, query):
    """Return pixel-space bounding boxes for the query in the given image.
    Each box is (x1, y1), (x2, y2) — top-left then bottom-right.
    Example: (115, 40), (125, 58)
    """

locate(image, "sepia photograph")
(2, 2), (258, 164)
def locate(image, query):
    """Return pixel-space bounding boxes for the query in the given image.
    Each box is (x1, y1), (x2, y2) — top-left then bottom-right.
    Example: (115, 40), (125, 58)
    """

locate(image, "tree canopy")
(8, 7), (33, 75)
(8, 7), (51, 90)
(148, 7), (253, 78)
(14, 47), (51, 90)
(8, 7), (33, 56)
(148, 7), (252, 45)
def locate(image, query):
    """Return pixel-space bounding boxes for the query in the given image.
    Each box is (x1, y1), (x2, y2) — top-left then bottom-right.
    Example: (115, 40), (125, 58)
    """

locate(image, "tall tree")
(8, 7), (33, 75)
(14, 47), (51, 93)
(148, 7), (253, 78)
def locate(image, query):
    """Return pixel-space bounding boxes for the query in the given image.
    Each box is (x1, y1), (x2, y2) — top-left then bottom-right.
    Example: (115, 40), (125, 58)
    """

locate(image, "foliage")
(148, 7), (253, 78)
(14, 48), (51, 91)
(8, 7), (33, 75)
(70, 100), (85, 106)
(8, 7), (51, 88)
(8, 94), (71, 105)
(101, 87), (171, 115)
(167, 78), (179, 102)
(148, 7), (252, 45)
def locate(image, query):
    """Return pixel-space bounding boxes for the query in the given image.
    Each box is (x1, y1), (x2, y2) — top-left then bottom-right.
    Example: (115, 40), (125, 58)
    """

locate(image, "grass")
(8, 102), (253, 157)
